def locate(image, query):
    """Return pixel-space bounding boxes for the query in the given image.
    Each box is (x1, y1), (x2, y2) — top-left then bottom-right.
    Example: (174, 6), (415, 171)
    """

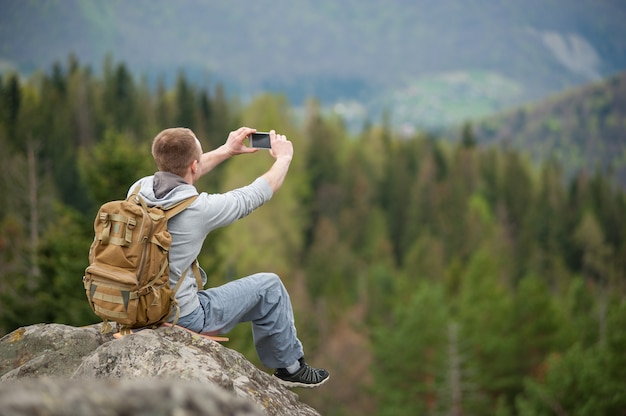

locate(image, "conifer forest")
(1, 57), (625, 415)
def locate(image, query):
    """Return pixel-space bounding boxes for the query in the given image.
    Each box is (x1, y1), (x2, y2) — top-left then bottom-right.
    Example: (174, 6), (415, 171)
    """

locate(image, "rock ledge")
(0, 323), (320, 416)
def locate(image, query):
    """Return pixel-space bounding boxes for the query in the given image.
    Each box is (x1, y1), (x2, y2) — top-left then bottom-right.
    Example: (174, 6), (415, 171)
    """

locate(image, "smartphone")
(249, 132), (271, 149)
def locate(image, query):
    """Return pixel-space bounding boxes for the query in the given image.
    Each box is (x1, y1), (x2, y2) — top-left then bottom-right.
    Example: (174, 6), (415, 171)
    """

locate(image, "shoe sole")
(273, 374), (330, 389)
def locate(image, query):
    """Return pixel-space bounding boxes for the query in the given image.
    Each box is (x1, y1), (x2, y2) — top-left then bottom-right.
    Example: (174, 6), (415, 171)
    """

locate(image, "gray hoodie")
(127, 172), (274, 318)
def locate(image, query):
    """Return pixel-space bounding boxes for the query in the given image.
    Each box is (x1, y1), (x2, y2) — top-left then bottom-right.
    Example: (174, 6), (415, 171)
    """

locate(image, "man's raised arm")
(197, 127), (293, 193)
(262, 131), (293, 193)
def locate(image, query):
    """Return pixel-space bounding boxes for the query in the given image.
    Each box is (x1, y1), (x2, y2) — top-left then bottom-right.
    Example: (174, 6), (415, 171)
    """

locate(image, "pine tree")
(517, 298), (626, 415)
(78, 129), (153, 206)
(372, 282), (449, 415)
(457, 249), (517, 413)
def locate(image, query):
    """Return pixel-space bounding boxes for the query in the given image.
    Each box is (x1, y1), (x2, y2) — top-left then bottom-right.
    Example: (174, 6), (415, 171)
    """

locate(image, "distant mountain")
(472, 70), (626, 189)
(1, 0), (626, 129)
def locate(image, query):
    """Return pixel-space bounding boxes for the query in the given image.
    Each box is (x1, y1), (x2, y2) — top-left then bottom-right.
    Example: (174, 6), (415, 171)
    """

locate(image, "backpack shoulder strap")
(128, 184), (151, 212)
(171, 260), (203, 294)
(127, 184), (197, 218)
(130, 184), (141, 197)
(191, 260), (203, 290)
(164, 195), (199, 219)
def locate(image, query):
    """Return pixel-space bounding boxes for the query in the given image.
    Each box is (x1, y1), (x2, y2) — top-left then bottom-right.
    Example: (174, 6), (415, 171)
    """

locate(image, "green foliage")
(512, 275), (563, 383)
(574, 211), (613, 282)
(0, 72), (21, 142)
(372, 283), (449, 415)
(457, 249), (519, 412)
(0, 213), (30, 335)
(78, 129), (153, 206)
(517, 299), (626, 415)
(474, 71), (626, 190)
(37, 203), (96, 326)
(102, 59), (139, 132)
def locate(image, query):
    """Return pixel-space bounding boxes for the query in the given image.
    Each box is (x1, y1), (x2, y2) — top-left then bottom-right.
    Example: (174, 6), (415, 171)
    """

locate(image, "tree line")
(474, 70), (626, 191)
(0, 55), (624, 415)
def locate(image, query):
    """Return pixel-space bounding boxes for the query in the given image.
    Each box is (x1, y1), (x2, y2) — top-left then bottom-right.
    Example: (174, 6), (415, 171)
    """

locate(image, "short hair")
(151, 128), (201, 177)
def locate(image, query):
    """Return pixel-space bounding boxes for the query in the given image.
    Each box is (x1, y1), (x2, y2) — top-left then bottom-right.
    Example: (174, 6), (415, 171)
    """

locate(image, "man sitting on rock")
(128, 127), (329, 388)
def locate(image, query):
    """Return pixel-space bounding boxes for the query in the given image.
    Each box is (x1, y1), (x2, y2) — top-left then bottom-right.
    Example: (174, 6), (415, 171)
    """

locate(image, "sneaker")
(273, 358), (330, 388)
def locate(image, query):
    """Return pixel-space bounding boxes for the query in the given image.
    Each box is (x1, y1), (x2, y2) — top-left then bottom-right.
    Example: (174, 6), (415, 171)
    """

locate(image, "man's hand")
(269, 130), (293, 161)
(197, 127), (258, 178)
(224, 126), (259, 156)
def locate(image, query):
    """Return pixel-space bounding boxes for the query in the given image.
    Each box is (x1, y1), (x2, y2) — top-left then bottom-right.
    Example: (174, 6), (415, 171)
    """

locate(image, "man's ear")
(191, 159), (198, 174)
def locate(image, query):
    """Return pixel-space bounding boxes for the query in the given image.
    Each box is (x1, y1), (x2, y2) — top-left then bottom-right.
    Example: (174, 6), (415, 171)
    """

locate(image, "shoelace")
(296, 364), (326, 383)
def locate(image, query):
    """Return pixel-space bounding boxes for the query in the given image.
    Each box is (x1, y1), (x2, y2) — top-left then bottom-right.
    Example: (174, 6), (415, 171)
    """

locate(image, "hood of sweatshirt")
(128, 172), (198, 208)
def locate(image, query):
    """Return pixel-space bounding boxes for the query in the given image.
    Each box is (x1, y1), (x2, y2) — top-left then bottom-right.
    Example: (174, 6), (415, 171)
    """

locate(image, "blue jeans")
(176, 272), (304, 369)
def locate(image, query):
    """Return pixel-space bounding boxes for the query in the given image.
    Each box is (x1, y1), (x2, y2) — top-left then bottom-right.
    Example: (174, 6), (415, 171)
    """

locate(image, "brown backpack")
(83, 185), (200, 334)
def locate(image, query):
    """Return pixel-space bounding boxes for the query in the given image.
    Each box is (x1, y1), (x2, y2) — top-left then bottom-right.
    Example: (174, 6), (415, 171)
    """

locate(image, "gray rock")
(0, 377), (263, 416)
(0, 323), (320, 416)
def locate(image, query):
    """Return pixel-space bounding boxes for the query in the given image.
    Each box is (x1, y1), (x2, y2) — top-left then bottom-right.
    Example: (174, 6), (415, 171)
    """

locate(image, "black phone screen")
(250, 132), (271, 149)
